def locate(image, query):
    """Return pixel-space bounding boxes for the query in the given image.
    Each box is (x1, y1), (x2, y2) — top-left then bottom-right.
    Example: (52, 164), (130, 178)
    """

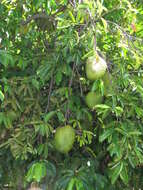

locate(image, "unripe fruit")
(86, 55), (107, 80)
(85, 91), (103, 109)
(54, 125), (75, 153)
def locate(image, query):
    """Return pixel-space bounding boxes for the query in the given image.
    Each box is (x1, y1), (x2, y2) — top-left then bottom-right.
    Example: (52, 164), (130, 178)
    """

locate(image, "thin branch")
(106, 20), (143, 42)
(69, 63), (76, 89)
(45, 75), (54, 113)
(106, 20), (143, 59)
(65, 62), (76, 123)
(75, 66), (83, 97)
(52, 5), (67, 16)
(75, 130), (82, 136)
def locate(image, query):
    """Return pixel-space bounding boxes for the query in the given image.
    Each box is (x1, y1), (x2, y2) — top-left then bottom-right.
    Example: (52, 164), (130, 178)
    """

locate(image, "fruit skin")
(85, 91), (103, 109)
(86, 55), (107, 81)
(54, 125), (75, 153)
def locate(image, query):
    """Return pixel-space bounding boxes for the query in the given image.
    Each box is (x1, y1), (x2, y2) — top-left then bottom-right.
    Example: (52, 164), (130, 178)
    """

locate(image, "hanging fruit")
(54, 125), (75, 153)
(86, 54), (107, 81)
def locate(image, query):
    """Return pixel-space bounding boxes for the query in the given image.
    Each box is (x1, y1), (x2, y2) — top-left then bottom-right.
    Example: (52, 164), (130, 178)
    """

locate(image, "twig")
(52, 5), (67, 16)
(69, 63), (75, 89)
(106, 20), (143, 58)
(65, 62), (76, 123)
(75, 66), (83, 97)
(106, 20), (143, 42)
(45, 75), (54, 113)
(75, 129), (82, 136)
(64, 108), (70, 124)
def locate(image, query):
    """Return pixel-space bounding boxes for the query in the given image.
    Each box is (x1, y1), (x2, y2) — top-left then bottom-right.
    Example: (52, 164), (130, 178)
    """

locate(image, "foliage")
(0, 0), (143, 189)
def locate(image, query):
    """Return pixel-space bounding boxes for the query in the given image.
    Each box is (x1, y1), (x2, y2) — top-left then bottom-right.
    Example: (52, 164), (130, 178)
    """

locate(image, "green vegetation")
(85, 91), (103, 109)
(0, 0), (143, 189)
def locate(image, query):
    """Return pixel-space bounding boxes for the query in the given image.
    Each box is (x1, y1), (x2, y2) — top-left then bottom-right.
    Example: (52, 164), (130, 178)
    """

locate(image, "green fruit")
(54, 125), (75, 153)
(85, 91), (103, 109)
(86, 55), (107, 80)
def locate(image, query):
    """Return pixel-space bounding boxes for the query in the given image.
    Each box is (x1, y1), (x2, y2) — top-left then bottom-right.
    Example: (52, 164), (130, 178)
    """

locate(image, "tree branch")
(106, 20), (143, 42)
(75, 66), (83, 97)
(45, 75), (54, 113)
(65, 62), (76, 123)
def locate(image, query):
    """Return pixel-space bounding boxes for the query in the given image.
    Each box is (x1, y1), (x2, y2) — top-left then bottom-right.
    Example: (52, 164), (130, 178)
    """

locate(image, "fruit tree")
(0, 0), (143, 189)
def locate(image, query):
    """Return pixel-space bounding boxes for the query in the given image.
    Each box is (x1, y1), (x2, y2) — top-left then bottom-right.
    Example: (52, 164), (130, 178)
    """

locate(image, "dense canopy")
(0, 0), (143, 189)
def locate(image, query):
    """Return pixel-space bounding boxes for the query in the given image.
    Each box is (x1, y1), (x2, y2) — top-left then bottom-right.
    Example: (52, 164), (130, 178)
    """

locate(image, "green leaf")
(55, 70), (62, 85)
(99, 128), (114, 142)
(67, 178), (75, 190)
(97, 0), (104, 15)
(3, 117), (12, 128)
(26, 162), (47, 182)
(45, 161), (56, 178)
(120, 164), (129, 184)
(94, 173), (108, 189)
(101, 18), (108, 32)
(0, 51), (14, 67)
(26, 166), (33, 182)
(75, 179), (84, 190)
(34, 162), (46, 182)
(0, 90), (4, 101)
(68, 11), (76, 22)
(44, 111), (56, 122)
(57, 111), (65, 122)
(114, 106), (123, 117)
(94, 104), (111, 109)
(0, 112), (4, 124)
(37, 124), (50, 136)
(78, 4), (89, 9)
(32, 78), (39, 90)
(91, 81), (98, 92)
(82, 50), (95, 60)
(110, 162), (123, 184)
